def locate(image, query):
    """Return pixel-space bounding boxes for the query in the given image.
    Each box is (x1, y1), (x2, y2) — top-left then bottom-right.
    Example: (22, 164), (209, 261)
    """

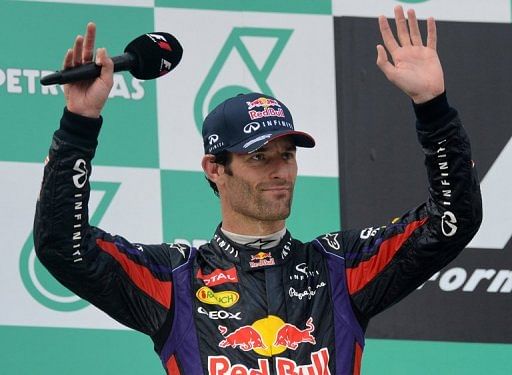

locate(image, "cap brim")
(227, 130), (316, 154)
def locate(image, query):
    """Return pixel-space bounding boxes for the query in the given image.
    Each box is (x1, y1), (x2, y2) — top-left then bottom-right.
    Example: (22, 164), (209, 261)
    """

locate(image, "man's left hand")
(376, 6), (444, 104)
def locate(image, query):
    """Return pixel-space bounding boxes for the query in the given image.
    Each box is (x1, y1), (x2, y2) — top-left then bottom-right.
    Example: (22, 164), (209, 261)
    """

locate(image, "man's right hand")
(63, 22), (114, 118)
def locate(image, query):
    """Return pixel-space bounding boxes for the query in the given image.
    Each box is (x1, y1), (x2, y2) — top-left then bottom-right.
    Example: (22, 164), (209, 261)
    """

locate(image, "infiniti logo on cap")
(243, 122), (261, 134)
(208, 134), (219, 145)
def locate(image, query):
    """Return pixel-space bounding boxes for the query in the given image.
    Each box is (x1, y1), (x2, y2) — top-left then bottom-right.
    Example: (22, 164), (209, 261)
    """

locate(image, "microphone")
(40, 32), (183, 86)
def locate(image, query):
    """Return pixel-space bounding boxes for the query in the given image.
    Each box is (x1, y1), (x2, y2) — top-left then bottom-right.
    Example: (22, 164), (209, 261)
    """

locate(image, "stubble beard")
(227, 176), (294, 222)
(254, 187), (294, 221)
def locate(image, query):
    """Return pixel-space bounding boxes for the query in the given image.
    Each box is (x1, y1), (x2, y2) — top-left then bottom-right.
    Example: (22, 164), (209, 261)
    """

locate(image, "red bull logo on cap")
(246, 97), (281, 110)
(248, 107), (285, 121)
(246, 97), (285, 121)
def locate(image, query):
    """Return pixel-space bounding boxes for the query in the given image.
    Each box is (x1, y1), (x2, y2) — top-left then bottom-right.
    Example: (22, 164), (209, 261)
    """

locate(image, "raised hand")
(62, 23), (114, 118)
(376, 6), (444, 104)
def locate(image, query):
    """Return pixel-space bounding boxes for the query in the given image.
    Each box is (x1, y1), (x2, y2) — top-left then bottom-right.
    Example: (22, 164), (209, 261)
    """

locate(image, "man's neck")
(221, 227), (286, 249)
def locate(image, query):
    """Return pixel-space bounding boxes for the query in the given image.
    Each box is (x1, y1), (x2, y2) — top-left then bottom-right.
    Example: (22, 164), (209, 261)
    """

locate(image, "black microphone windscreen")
(124, 32), (183, 80)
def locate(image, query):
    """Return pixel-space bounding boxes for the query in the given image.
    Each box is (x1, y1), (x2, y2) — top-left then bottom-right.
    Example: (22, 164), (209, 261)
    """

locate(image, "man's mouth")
(261, 185), (291, 192)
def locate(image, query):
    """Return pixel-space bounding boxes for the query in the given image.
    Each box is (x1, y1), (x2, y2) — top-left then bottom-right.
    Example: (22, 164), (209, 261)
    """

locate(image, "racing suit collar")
(210, 225), (293, 272)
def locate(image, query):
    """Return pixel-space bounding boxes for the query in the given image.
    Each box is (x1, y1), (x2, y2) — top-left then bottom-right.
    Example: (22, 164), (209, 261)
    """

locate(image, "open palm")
(377, 6), (444, 104)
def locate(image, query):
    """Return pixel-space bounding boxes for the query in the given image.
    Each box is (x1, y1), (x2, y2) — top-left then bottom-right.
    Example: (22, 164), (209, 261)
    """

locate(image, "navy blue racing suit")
(34, 93), (482, 374)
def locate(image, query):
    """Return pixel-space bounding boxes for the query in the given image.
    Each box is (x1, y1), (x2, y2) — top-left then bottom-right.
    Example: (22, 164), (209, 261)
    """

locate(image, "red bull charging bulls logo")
(273, 317), (316, 350)
(211, 316), (329, 374)
(218, 325), (267, 352)
(217, 315), (316, 356)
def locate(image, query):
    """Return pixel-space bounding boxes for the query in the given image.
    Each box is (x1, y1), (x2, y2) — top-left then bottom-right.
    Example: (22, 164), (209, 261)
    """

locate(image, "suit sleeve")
(33, 108), (186, 336)
(340, 93), (482, 322)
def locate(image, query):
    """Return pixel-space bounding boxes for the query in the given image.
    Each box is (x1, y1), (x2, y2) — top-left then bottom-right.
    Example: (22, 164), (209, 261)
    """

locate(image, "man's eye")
(251, 154), (265, 161)
(283, 152), (295, 160)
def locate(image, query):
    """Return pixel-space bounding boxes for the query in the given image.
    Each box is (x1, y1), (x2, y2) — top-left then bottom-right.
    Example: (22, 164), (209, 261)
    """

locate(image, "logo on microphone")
(160, 59), (173, 75)
(147, 33), (172, 51)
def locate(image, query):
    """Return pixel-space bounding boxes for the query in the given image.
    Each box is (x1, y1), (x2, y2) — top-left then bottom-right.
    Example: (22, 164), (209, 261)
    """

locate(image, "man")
(34, 6), (482, 375)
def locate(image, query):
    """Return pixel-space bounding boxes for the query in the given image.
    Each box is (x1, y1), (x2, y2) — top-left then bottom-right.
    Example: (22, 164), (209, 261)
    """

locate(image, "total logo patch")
(197, 267), (238, 287)
(196, 286), (239, 308)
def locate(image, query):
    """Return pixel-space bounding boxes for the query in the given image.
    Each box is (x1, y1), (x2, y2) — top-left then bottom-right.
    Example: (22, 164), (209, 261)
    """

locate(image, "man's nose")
(269, 157), (294, 180)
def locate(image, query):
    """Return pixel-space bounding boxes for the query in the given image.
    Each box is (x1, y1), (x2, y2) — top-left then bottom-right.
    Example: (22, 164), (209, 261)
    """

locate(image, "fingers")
(378, 15), (399, 53)
(375, 44), (394, 79)
(72, 35), (84, 67)
(407, 9), (423, 46)
(379, 7), (432, 52)
(82, 22), (96, 63)
(394, 6), (411, 47)
(65, 22), (96, 70)
(426, 17), (437, 50)
(62, 49), (73, 70)
(95, 48), (112, 68)
(95, 48), (114, 85)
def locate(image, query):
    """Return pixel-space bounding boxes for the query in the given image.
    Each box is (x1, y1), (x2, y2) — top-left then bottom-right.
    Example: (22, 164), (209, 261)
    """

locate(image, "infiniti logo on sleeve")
(72, 159), (88, 189)
(441, 211), (458, 237)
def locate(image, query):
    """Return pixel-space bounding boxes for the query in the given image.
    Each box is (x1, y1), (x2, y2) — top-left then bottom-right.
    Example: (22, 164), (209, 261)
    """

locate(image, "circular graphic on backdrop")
(19, 233), (89, 312)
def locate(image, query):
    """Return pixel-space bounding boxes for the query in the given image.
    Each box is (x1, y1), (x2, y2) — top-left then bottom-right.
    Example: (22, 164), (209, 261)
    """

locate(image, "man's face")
(218, 137), (298, 223)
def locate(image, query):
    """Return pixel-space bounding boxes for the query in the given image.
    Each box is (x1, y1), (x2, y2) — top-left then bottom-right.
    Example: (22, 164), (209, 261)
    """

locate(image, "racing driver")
(34, 6), (482, 375)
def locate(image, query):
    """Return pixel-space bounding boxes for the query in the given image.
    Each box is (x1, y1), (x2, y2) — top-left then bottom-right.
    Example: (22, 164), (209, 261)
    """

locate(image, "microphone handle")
(112, 53), (136, 72)
(40, 52), (136, 86)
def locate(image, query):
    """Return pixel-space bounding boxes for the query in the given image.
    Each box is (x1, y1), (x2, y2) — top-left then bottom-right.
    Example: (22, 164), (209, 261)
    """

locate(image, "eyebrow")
(257, 144), (297, 153)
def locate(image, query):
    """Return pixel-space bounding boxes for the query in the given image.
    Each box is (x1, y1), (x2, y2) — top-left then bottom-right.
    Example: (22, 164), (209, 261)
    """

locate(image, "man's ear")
(202, 154), (221, 183)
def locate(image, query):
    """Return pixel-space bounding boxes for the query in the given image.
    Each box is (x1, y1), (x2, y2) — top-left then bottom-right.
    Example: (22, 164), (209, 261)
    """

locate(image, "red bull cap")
(202, 92), (315, 155)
